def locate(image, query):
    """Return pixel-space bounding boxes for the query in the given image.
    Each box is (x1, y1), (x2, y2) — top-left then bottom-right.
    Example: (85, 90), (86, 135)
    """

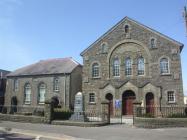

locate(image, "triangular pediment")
(81, 16), (183, 56)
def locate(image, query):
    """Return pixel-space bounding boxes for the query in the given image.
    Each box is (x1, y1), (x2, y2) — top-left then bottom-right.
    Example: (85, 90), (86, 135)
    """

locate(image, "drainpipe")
(159, 86), (163, 113)
(64, 73), (66, 108)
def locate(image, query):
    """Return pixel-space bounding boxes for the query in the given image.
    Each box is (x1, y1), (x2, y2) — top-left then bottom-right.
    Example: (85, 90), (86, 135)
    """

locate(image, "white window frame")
(138, 57), (145, 76)
(92, 63), (100, 78)
(89, 93), (96, 103)
(150, 38), (156, 48)
(125, 58), (132, 76)
(54, 77), (60, 92)
(14, 79), (19, 92)
(167, 91), (176, 103)
(113, 59), (120, 77)
(24, 83), (31, 104)
(38, 83), (46, 104)
(160, 58), (170, 74)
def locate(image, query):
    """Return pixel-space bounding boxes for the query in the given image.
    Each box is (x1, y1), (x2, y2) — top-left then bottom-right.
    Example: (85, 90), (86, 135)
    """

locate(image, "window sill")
(38, 102), (45, 105)
(88, 102), (96, 105)
(167, 102), (176, 105)
(92, 77), (101, 79)
(160, 73), (172, 76)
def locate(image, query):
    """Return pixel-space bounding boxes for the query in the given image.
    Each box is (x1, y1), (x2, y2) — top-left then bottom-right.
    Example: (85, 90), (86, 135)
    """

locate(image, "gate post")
(44, 99), (54, 124)
(101, 100), (110, 124)
(133, 101), (142, 125)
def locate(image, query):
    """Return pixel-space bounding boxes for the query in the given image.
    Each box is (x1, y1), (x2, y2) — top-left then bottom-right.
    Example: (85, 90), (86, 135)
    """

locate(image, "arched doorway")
(105, 93), (113, 116)
(122, 90), (136, 115)
(146, 92), (154, 114)
(10, 96), (17, 113)
(51, 96), (60, 108)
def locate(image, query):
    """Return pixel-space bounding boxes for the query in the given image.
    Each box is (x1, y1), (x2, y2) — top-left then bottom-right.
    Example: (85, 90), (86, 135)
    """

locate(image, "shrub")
(53, 108), (73, 120)
(167, 113), (187, 118)
(138, 113), (154, 118)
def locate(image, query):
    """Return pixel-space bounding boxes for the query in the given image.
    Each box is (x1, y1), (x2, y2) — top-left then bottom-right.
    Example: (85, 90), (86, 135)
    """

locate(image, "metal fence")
(134, 106), (187, 118)
(53, 108), (109, 122)
(0, 105), (44, 117)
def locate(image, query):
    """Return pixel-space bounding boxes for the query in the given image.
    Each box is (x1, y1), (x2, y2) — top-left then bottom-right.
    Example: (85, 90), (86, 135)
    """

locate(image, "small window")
(54, 78), (59, 92)
(101, 43), (108, 53)
(124, 25), (129, 33)
(113, 58), (120, 77)
(24, 83), (31, 104)
(160, 58), (169, 74)
(14, 79), (19, 92)
(38, 83), (46, 104)
(150, 38), (156, 48)
(138, 57), (145, 75)
(125, 58), (132, 76)
(92, 63), (99, 78)
(89, 93), (95, 103)
(167, 91), (175, 103)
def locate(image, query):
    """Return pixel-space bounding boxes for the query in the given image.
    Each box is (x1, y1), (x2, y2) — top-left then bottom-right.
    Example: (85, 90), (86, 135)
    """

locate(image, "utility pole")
(183, 6), (187, 35)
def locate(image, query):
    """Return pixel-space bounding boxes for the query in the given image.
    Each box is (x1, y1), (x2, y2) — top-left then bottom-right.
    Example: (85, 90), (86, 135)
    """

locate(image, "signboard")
(115, 99), (121, 109)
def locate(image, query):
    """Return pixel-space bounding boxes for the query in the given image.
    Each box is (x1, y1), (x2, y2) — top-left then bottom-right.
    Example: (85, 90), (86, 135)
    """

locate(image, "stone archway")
(51, 96), (60, 108)
(105, 93), (113, 116)
(146, 92), (154, 114)
(122, 90), (136, 115)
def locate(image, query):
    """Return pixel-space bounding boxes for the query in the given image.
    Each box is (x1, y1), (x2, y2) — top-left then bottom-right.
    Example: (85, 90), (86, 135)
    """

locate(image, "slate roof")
(0, 69), (10, 79)
(7, 57), (81, 77)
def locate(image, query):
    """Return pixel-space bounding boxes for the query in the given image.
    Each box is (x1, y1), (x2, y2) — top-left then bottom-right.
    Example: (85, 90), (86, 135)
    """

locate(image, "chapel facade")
(81, 17), (184, 115)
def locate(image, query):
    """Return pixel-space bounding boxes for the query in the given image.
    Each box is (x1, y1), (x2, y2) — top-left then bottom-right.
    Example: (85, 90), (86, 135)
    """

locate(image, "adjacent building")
(5, 58), (82, 110)
(0, 69), (10, 107)
(81, 17), (184, 115)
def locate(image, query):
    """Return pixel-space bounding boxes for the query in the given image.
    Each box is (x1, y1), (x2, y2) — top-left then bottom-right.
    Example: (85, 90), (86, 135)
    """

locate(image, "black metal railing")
(134, 105), (187, 118)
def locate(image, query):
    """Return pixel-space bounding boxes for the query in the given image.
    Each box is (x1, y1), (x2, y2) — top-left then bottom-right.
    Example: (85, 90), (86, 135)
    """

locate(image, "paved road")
(1, 121), (187, 140)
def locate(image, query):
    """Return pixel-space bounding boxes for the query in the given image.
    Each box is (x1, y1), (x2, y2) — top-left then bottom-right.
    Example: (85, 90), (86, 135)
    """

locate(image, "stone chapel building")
(5, 58), (82, 110)
(81, 17), (184, 115)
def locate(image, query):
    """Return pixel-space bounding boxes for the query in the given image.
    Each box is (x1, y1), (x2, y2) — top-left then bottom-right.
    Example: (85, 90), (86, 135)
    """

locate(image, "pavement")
(1, 121), (187, 140)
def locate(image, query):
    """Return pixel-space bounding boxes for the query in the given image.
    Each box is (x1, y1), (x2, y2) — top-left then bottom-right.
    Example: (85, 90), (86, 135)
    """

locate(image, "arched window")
(160, 58), (169, 74)
(54, 77), (59, 91)
(138, 57), (145, 75)
(38, 83), (46, 104)
(101, 43), (108, 53)
(125, 58), (132, 76)
(24, 83), (31, 104)
(92, 63), (99, 78)
(113, 58), (120, 77)
(150, 38), (156, 48)
(124, 25), (129, 33)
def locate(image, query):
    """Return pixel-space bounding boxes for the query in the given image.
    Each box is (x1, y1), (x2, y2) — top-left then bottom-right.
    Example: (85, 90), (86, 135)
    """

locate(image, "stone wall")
(0, 114), (44, 123)
(81, 17), (184, 111)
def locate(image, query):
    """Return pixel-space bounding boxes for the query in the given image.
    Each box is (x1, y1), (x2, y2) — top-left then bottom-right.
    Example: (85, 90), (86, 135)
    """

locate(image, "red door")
(146, 93), (154, 114)
(105, 93), (113, 116)
(122, 91), (136, 115)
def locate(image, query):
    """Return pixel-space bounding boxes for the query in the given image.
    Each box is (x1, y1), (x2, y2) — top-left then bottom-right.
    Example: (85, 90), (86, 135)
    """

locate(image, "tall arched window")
(138, 57), (145, 75)
(38, 83), (46, 104)
(113, 58), (120, 77)
(24, 83), (31, 104)
(101, 43), (108, 53)
(124, 25), (129, 33)
(54, 77), (59, 92)
(160, 58), (169, 74)
(150, 38), (156, 48)
(125, 58), (132, 76)
(92, 63), (99, 78)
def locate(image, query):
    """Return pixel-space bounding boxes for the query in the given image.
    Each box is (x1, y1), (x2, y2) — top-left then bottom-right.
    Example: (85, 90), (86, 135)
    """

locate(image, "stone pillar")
(133, 101), (142, 125)
(44, 100), (54, 124)
(101, 100), (110, 123)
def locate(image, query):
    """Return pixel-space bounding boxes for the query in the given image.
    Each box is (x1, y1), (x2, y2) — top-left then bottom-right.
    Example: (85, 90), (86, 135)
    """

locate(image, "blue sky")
(0, 0), (187, 94)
